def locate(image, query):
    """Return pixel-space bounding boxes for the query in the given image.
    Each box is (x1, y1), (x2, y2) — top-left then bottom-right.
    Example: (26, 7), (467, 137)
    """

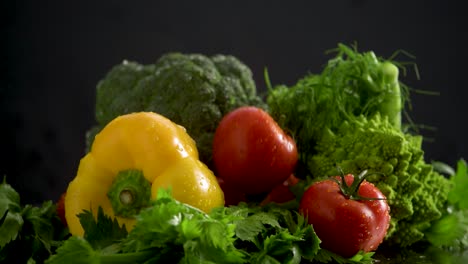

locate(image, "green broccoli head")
(90, 53), (266, 165)
(307, 114), (451, 247)
(95, 61), (156, 125)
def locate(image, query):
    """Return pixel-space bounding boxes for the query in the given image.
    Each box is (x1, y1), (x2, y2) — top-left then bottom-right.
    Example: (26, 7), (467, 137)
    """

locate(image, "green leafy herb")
(78, 207), (128, 250)
(425, 159), (468, 251)
(447, 159), (468, 210)
(122, 189), (245, 263)
(0, 178), (69, 263)
(46, 189), (331, 263)
(314, 249), (374, 264)
(0, 177), (23, 247)
(47, 189), (246, 263)
(46, 236), (100, 264)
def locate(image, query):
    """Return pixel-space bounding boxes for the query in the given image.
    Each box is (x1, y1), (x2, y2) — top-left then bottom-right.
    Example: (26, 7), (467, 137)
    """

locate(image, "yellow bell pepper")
(65, 112), (224, 236)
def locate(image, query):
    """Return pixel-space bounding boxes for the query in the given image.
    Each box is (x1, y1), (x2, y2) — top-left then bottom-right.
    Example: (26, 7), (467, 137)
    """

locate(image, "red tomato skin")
(299, 175), (390, 258)
(56, 192), (67, 227)
(217, 177), (247, 206)
(213, 106), (298, 195)
(261, 174), (300, 205)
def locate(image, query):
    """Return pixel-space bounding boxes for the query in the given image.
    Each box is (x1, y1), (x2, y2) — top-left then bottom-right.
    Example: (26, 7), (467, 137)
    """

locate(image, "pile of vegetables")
(266, 44), (462, 249)
(1, 44), (467, 264)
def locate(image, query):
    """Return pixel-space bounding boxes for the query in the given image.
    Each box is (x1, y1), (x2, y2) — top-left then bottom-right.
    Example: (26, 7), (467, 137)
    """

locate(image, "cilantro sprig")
(426, 159), (468, 250)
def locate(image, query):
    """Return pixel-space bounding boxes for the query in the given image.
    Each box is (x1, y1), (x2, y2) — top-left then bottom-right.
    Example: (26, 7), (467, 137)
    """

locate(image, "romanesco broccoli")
(88, 53), (266, 165)
(308, 114), (451, 247)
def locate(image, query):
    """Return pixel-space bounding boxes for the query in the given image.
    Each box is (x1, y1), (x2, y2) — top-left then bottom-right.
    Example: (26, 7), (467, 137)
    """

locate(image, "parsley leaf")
(0, 177), (23, 247)
(425, 159), (468, 251)
(47, 189), (326, 264)
(235, 211), (281, 242)
(78, 207), (128, 250)
(314, 249), (374, 264)
(447, 159), (468, 210)
(123, 188), (245, 263)
(217, 203), (321, 263)
(0, 178), (69, 263)
(45, 236), (100, 264)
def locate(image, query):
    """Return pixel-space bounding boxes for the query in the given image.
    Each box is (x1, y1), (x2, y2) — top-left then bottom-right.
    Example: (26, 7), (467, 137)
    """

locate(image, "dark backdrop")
(2, 0), (467, 204)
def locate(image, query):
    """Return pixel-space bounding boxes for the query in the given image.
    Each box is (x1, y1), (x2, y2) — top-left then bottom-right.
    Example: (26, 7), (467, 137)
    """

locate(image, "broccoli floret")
(89, 53), (266, 165)
(308, 114), (451, 247)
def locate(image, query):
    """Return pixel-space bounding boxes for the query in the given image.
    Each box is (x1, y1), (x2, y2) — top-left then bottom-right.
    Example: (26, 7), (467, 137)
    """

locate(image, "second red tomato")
(299, 174), (391, 258)
(212, 106), (298, 194)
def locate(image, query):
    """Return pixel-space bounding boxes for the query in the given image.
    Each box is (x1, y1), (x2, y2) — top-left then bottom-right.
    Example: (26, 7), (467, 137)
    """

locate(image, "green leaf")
(314, 249), (374, 264)
(122, 188), (246, 263)
(235, 212), (280, 242)
(425, 209), (468, 250)
(0, 179), (23, 247)
(0, 178), (22, 215)
(225, 204), (323, 263)
(293, 215), (321, 260)
(179, 216), (203, 241)
(78, 206), (128, 250)
(432, 161), (456, 176)
(250, 253), (282, 264)
(123, 199), (196, 252)
(448, 159), (468, 210)
(0, 179), (69, 263)
(264, 231), (300, 256)
(198, 220), (230, 249)
(22, 201), (59, 253)
(0, 210), (23, 247)
(45, 236), (100, 264)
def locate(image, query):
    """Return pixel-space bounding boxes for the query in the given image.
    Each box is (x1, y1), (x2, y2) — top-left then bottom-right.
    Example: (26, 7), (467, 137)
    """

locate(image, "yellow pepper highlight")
(65, 112), (224, 236)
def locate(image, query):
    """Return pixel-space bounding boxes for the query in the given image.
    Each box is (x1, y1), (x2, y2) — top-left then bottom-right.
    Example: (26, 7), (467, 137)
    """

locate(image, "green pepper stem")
(119, 189), (134, 205)
(107, 169), (152, 218)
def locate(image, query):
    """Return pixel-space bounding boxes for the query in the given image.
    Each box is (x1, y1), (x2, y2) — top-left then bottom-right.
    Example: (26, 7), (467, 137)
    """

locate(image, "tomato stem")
(333, 167), (386, 201)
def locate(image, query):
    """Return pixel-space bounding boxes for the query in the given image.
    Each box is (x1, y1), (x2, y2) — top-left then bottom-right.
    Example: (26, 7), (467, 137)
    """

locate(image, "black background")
(2, 0), (467, 204)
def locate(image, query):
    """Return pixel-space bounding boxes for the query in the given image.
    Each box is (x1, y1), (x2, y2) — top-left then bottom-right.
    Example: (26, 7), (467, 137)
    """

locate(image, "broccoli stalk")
(87, 53), (266, 165)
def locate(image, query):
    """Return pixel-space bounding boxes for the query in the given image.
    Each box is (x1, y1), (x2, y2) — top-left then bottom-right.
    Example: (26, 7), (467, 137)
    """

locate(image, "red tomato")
(260, 174), (300, 205)
(213, 106), (298, 195)
(217, 177), (247, 206)
(56, 192), (67, 227)
(299, 174), (390, 258)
